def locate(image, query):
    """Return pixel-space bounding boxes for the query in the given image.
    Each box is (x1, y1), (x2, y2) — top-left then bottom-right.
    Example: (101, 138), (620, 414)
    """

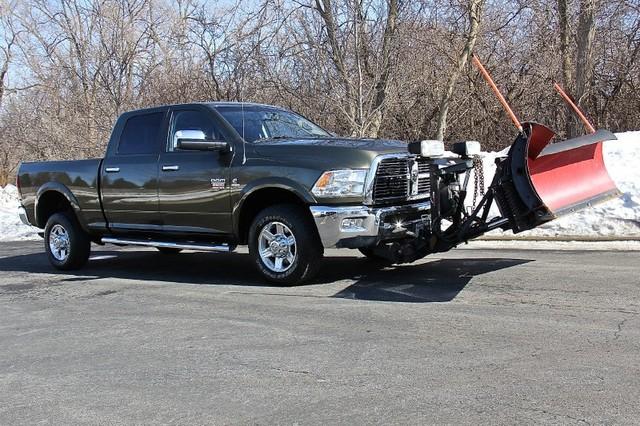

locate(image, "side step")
(101, 237), (235, 253)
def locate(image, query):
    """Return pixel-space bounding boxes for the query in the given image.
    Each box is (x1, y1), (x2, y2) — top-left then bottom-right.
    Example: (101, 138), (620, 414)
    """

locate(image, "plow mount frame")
(428, 121), (620, 254)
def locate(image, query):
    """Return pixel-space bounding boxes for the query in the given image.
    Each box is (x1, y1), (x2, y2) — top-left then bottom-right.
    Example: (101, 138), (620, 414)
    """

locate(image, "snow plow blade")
(494, 122), (620, 233)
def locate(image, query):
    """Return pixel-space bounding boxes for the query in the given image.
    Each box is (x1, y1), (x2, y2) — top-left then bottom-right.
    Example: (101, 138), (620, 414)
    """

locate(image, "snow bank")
(0, 184), (39, 241)
(0, 131), (638, 242)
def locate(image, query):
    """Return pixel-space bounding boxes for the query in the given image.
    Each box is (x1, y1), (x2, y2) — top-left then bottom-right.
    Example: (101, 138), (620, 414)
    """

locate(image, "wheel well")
(36, 191), (74, 228)
(237, 188), (308, 244)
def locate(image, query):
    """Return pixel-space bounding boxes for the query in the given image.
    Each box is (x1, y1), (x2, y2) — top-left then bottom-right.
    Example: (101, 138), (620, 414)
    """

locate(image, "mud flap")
(495, 122), (620, 233)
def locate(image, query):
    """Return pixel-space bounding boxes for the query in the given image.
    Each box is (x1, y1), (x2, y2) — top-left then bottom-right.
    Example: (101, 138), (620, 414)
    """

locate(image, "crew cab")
(17, 102), (618, 284)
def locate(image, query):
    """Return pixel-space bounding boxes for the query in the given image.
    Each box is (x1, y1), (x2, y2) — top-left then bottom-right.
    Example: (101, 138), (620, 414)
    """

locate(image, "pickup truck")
(17, 102), (619, 284)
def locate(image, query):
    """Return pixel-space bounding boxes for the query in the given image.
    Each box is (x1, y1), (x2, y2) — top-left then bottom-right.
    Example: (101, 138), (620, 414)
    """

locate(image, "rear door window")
(118, 112), (165, 155)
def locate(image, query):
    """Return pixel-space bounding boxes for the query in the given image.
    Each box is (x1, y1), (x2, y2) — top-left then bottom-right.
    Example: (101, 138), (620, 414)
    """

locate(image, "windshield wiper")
(257, 136), (294, 142)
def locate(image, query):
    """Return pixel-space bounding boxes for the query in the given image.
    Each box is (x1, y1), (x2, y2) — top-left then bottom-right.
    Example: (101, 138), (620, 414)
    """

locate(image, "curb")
(477, 236), (640, 242)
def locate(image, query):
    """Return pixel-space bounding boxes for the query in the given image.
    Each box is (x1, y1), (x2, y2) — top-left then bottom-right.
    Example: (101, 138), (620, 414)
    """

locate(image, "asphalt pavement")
(0, 241), (638, 425)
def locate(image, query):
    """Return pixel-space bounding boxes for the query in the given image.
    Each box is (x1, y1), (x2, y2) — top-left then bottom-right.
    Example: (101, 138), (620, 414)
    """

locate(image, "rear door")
(157, 106), (233, 235)
(101, 109), (167, 232)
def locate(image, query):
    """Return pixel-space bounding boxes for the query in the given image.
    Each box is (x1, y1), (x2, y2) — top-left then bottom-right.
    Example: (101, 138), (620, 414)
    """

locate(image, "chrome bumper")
(310, 201), (431, 248)
(18, 206), (31, 226)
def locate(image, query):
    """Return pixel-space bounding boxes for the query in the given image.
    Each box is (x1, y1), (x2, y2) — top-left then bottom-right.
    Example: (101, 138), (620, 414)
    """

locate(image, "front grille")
(373, 158), (409, 201)
(417, 158), (430, 174)
(371, 156), (431, 204)
(416, 158), (431, 194)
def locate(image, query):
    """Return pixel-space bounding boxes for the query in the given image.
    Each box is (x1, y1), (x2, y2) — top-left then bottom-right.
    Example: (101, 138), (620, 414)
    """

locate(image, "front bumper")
(310, 201), (431, 248)
(18, 206), (31, 226)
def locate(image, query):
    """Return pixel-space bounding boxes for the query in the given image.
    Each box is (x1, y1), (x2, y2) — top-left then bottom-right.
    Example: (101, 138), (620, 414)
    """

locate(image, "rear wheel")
(44, 212), (91, 270)
(156, 247), (182, 255)
(248, 204), (323, 285)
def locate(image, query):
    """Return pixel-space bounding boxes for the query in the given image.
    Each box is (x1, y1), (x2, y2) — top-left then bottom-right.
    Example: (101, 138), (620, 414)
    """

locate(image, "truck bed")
(18, 159), (104, 231)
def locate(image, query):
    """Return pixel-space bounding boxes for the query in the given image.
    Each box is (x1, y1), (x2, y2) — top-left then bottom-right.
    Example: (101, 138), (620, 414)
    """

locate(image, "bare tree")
(435, 0), (484, 141)
(313, 0), (401, 137)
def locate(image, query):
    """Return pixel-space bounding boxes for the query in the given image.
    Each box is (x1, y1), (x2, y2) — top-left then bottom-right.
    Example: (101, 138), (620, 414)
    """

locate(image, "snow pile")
(0, 131), (638, 242)
(474, 131), (640, 238)
(0, 184), (39, 241)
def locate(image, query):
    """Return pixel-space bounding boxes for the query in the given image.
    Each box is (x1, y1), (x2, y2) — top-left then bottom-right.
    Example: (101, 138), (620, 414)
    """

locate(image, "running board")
(100, 237), (234, 252)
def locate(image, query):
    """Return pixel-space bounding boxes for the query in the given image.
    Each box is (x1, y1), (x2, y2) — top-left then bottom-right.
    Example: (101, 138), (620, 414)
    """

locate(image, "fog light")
(341, 217), (366, 231)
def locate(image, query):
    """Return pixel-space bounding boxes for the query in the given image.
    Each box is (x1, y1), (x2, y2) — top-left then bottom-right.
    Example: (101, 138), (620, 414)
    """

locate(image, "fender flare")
(35, 182), (88, 231)
(232, 177), (316, 237)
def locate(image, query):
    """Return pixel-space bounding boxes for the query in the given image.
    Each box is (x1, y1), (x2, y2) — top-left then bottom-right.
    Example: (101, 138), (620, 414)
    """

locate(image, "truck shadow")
(330, 258), (532, 302)
(0, 244), (532, 302)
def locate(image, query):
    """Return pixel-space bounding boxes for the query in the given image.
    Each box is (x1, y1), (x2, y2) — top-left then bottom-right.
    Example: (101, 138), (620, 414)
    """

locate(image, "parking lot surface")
(1, 241), (638, 424)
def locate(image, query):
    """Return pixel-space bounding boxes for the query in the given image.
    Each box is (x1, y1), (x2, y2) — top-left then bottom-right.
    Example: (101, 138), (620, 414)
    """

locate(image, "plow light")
(452, 141), (481, 157)
(409, 140), (445, 158)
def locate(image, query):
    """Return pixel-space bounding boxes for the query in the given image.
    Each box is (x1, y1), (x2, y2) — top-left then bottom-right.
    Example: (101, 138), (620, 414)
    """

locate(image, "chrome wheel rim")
(49, 224), (70, 262)
(258, 221), (297, 273)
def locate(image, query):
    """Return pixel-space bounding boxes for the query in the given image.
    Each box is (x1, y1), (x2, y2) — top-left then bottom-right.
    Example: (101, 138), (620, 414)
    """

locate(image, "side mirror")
(174, 129), (229, 152)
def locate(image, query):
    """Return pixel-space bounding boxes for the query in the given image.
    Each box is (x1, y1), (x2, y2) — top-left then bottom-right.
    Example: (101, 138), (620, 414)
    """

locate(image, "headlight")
(311, 169), (368, 197)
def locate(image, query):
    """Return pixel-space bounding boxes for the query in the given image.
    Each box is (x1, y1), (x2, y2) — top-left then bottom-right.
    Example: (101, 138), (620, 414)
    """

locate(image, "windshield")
(214, 106), (332, 142)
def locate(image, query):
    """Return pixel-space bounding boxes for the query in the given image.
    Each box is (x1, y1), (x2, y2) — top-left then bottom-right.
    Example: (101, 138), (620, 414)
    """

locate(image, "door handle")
(162, 165), (180, 171)
(105, 167), (120, 173)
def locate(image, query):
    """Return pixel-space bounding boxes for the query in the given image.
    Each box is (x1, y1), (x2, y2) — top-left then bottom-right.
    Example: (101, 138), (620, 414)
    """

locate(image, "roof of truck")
(206, 101), (280, 108)
(121, 102), (286, 116)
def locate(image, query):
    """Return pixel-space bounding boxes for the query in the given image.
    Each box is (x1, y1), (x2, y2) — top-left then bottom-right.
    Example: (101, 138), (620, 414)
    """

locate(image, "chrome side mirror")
(175, 129), (229, 152)
(173, 129), (206, 149)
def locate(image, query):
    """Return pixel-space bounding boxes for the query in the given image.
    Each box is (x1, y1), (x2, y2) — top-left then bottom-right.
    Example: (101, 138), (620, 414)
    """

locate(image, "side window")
(169, 110), (220, 152)
(118, 112), (164, 155)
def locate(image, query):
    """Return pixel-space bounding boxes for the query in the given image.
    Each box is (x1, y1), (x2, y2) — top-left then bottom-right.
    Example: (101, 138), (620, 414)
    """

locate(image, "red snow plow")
(470, 54), (620, 233)
(494, 121), (619, 233)
(422, 55), (620, 253)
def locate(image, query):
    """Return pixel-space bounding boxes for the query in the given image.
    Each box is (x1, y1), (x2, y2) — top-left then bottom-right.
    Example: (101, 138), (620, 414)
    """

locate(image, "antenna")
(240, 86), (247, 164)
(553, 83), (596, 134)
(241, 100), (246, 164)
(472, 54), (523, 133)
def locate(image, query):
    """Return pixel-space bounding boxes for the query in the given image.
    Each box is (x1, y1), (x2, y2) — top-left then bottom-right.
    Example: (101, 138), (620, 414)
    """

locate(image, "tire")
(156, 247), (182, 255)
(44, 212), (91, 270)
(358, 247), (392, 264)
(248, 204), (323, 285)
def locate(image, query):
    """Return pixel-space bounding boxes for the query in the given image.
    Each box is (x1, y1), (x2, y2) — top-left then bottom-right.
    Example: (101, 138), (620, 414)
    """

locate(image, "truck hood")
(250, 137), (409, 172)
(254, 137), (408, 155)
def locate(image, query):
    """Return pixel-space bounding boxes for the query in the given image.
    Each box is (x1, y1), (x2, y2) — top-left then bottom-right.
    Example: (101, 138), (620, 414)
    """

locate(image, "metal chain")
(472, 155), (485, 206)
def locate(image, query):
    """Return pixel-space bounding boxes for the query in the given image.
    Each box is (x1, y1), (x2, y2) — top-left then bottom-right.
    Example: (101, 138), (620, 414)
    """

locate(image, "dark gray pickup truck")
(17, 102), (616, 284)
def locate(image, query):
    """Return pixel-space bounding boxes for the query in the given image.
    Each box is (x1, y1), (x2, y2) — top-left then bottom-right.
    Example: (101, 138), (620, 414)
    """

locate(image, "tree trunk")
(574, 0), (597, 135)
(435, 0), (484, 141)
(557, 0), (573, 137)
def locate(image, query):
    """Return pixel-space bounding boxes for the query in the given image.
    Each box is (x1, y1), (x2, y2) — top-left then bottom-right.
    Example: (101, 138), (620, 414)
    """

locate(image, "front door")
(101, 109), (166, 232)
(158, 106), (233, 235)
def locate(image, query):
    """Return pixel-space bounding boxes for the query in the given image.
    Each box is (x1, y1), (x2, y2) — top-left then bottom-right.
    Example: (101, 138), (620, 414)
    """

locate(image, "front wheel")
(44, 212), (91, 270)
(248, 204), (323, 285)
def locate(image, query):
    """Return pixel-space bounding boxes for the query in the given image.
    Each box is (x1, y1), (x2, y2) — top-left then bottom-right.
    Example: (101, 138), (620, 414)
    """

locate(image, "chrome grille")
(416, 158), (431, 195)
(373, 158), (408, 201)
(371, 155), (431, 204)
